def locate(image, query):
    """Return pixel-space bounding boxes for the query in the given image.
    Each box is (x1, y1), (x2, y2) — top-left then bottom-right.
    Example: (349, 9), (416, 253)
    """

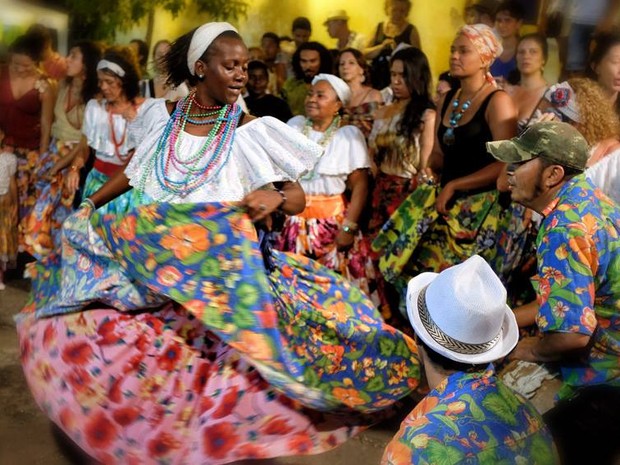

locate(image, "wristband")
(81, 198), (95, 210)
(276, 189), (287, 211)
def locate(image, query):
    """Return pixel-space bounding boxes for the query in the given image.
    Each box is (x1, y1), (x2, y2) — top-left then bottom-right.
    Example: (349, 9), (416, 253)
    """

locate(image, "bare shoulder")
(239, 112), (257, 127)
(366, 88), (383, 104)
(487, 89), (517, 115)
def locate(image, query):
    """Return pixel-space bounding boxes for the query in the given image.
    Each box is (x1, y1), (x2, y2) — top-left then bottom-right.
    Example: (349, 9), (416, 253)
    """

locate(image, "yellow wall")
(117, 0), (468, 81)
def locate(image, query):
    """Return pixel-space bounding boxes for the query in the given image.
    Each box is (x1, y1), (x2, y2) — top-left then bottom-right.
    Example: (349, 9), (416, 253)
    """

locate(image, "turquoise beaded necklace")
(442, 83), (487, 146)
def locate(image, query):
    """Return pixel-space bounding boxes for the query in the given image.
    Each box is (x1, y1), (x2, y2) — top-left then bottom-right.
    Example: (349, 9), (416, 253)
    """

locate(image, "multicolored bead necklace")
(442, 83), (487, 146)
(137, 92), (242, 198)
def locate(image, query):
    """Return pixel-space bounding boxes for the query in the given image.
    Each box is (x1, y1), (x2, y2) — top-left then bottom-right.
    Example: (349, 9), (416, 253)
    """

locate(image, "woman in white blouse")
(280, 73), (375, 295)
(66, 46), (152, 214)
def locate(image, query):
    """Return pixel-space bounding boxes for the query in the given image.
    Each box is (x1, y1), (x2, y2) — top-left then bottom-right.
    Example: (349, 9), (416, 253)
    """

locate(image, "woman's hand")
(66, 169), (81, 193)
(240, 189), (284, 222)
(417, 167), (437, 186)
(435, 181), (456, 215)
(336, 228), (355, 251)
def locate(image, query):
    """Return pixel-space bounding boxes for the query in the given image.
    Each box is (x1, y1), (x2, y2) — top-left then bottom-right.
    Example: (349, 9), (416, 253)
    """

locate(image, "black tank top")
(437, 88), (500, 191)
(370, 23), (415, 90)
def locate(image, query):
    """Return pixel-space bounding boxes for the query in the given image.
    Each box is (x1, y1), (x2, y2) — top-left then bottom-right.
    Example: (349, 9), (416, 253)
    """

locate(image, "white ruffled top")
(0, 151), (17, 196)
(125, 100), (322, 203)
(82, 98), (156, 165)
(587, 146), (620, 205)
(287, 115), (370, 196)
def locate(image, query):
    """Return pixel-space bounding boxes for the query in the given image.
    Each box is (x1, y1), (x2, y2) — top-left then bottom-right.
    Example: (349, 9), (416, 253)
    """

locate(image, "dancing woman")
(17, 23), (420, 465)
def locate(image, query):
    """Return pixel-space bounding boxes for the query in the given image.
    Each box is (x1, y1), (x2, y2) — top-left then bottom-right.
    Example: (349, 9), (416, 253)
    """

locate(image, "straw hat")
(406, 255), (518, 364)
(323, 10), (349, 25)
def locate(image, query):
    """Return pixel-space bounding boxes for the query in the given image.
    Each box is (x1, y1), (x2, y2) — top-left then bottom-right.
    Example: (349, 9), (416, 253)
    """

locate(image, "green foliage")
(60, 0), (248, 42)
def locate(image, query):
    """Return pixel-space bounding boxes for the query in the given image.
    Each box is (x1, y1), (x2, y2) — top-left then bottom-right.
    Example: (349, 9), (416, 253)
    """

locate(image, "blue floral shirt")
(534, 175), (620, 399)
(382, 366), (556, 465)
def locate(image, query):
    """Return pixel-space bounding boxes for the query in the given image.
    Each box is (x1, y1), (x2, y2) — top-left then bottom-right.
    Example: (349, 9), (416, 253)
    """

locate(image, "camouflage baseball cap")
(486, 121), (588, 171)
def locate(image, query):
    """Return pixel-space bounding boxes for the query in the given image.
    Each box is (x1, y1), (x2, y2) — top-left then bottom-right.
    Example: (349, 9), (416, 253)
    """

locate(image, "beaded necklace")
(137, 93), (242, 199)
(442, 83), (487, 146)
(107, 106), (130, 161)
(301, 115), (341, 181)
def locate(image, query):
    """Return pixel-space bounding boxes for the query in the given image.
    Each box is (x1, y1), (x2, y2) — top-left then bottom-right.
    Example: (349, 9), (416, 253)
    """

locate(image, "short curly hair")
(569, 77), (620, 146)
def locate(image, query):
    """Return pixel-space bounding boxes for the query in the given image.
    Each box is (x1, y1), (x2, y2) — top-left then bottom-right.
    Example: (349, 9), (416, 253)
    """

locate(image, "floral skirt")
(367, 172), (417, 242)
(22, 139), (77, 259)
(275, 194), (376, 301)
(18, 200), (420, 464)
(83, 166), (133, 216)
(0, 175), (18, 268)
(372, 184), (502, 298)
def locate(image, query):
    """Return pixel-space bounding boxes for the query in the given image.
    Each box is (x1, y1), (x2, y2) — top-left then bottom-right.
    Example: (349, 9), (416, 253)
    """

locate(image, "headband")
(187, 22), (238, 75)
(97, 59), (126, 77)
(543, 82), (581, 123)
(312, 73), (352, 105)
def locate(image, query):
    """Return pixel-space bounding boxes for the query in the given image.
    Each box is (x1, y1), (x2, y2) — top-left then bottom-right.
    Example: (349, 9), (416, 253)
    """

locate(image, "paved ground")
(0, 278), (560, 465)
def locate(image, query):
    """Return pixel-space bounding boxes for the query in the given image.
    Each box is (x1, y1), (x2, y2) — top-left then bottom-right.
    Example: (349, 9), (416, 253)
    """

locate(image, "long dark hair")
(391, 47), (434, 140)
(99, 46), (141, 101)
(164, 28), (243, 88)
(70, 41), (104, 103)
(291, 41), (333, 80)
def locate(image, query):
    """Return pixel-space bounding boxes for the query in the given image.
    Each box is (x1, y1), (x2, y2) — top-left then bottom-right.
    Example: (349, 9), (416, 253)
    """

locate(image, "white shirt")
(587, 147), (620, 204)
(125, 101), (322, 203)
(287, 115), (371, 195)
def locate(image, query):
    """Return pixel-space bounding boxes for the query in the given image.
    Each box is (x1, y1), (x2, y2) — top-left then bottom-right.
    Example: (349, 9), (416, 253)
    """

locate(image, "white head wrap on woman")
(97, 59), (126, 77)
(312, 73), (352, 105)
(187, 22), (239, 75)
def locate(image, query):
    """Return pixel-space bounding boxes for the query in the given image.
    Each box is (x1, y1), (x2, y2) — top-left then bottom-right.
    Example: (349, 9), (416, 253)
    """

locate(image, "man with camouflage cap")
(487, 121), (620, 465)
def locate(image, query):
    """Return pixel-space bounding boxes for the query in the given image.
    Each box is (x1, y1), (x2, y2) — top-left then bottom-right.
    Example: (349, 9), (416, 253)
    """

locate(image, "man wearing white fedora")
(487, 121), (620, 465)
(382, 255), (556, 465)
(323, 10), (367, 51)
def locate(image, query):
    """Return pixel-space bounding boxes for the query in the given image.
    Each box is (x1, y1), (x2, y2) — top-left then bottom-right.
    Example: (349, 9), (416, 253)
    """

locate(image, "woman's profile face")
(516, 38), (545, 76)
(199, 36), (249, 105)
(449, 34), (483, 79)
(66, 47), (85, 78)
(594, 44), (620, 94)
(338, 52), (364, 85)
(304, 80), (341, 122)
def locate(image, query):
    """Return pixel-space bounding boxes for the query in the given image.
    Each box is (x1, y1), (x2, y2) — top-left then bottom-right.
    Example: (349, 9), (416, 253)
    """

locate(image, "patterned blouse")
(382, 366), (556, 465)
(534, 174), (620, 400)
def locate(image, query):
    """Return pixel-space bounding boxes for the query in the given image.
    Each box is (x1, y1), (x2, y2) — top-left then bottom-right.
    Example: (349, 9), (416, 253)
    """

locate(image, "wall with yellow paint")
(117, 0), (468, 81)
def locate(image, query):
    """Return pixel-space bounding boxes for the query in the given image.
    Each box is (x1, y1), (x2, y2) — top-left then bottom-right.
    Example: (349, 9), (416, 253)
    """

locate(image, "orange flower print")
(446, 401), (467, 416)
(61, 341), (94, 366)
(156, 266), (183, 287)
(382, 438), (413, 465)
(332, 387), (367, 408)
(160, 224), (210, 261)
(115, 215), (137, 241)
(84, 411), (118, 449)
(203, 422), (239, 459)
(148, 431), (181, 458)
(580, 308), (597, 333)
(235, 331), (273, 361)
(402, 395), (439, 428)
(568, 236), (598, 273)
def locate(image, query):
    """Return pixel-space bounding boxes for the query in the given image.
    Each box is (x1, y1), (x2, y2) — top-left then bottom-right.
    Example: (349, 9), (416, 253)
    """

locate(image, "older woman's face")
(305, 80), (341, 122)
(97, 70), (124, 102)
(198, 36), (249, 105)
(516, 38), (545, 76)
(338, 52), (364, 84)
(594, 44), (620, 95)
(449, 34), (483, 78)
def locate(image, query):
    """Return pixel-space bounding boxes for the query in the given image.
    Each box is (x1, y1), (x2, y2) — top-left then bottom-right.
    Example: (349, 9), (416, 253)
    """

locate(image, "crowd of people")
(1, 0), (620, 464)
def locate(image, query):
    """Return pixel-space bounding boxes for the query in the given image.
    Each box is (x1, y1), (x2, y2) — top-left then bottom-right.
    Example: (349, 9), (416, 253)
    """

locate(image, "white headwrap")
(187, 22), (238, 75)
(311, 73), (352, 106)
(544, 82), (581, 123)
(97, 59), (126, 77)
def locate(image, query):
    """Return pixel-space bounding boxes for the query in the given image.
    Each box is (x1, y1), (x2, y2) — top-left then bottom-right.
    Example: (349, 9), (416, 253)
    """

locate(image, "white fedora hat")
(406, 255), (518, 365)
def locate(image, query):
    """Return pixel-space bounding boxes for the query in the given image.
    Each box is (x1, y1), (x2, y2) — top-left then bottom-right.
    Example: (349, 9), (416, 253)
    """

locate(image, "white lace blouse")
(287, 115), (371, 196)
(82, 98), (156, 165)
(0, 151), (17, 196)
(125, 100), (322, 203)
